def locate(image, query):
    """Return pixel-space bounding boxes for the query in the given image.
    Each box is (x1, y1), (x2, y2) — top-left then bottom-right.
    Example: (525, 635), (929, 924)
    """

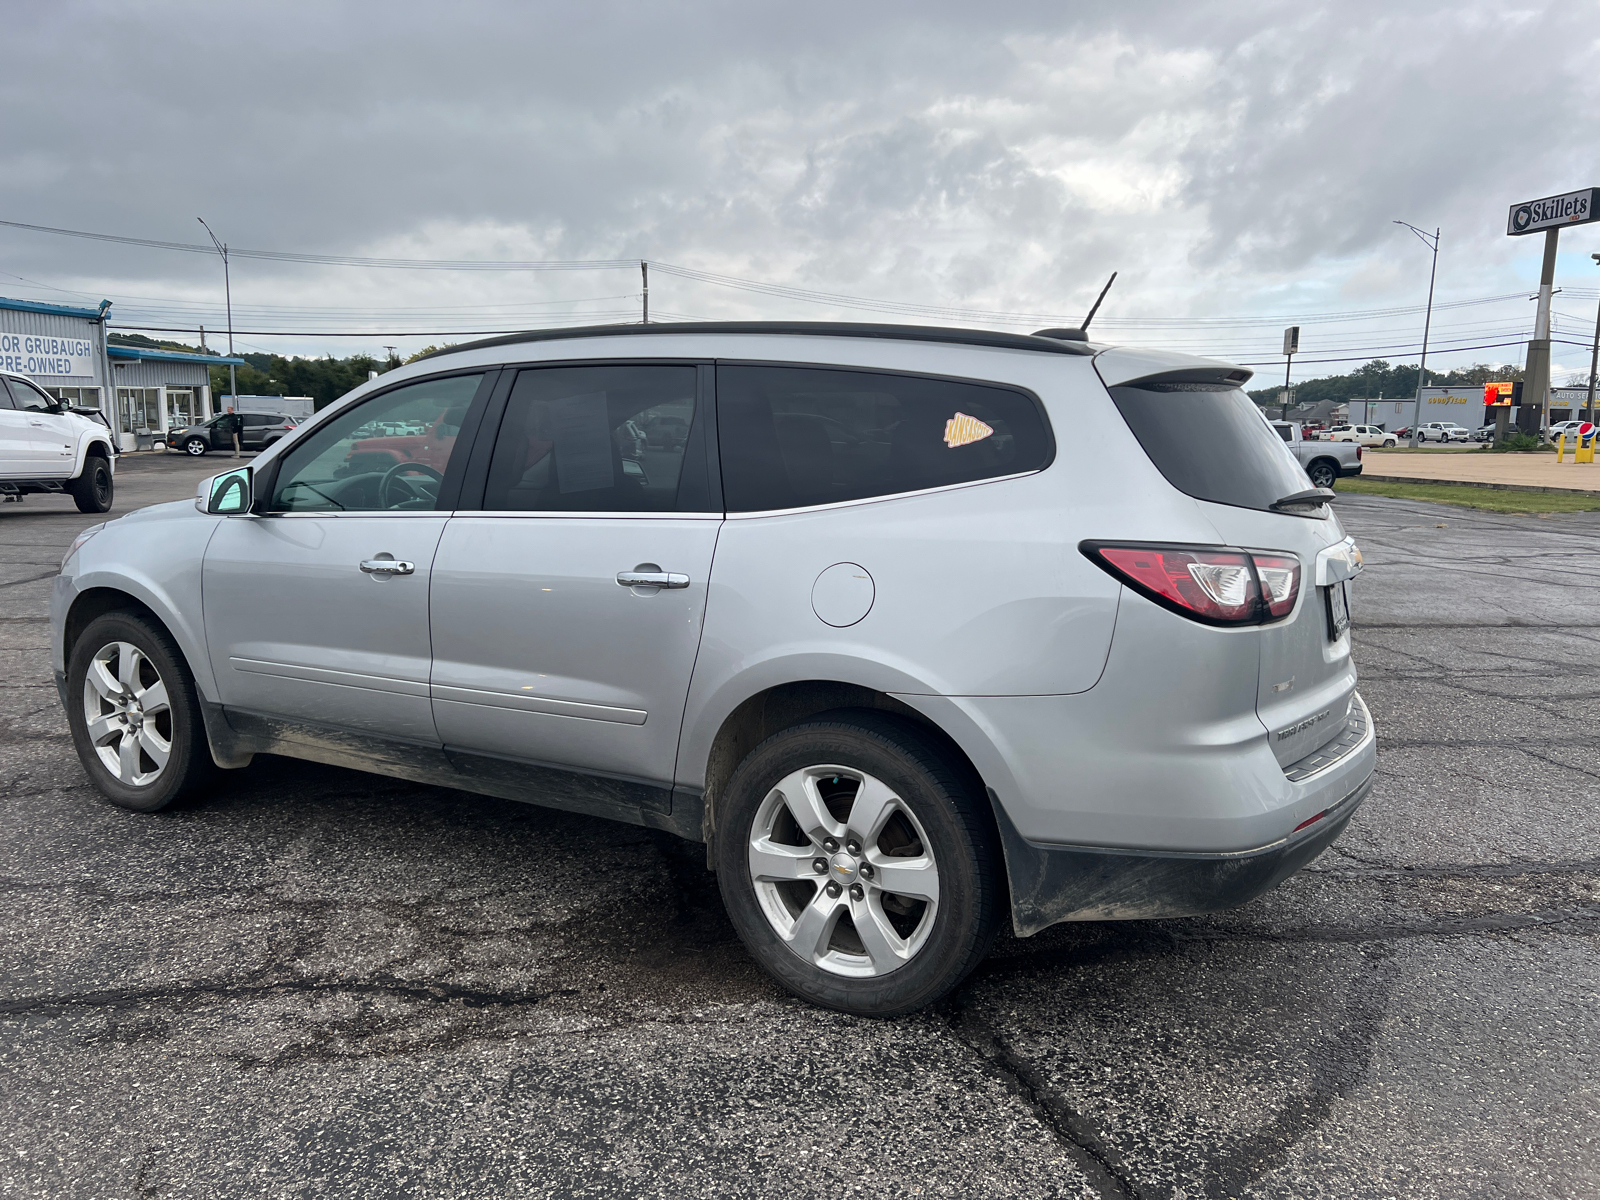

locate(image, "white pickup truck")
(1270, 420), (1363, 491)
(1, 370), (117, 512)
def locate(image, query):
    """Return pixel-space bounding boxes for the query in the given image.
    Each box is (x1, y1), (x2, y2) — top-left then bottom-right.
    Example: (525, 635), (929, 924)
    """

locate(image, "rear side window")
(717, 364), (1053, 513)
(1108, 383), (1309, 512)
(483, 364), (701, 512)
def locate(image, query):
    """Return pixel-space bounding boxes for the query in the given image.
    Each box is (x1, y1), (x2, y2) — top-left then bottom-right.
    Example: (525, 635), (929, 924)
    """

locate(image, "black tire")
(1383, 438), (1396, 448)
(69, 454), (113, 514)
(185, 438), (208, 456)
(715, 710), (1003, 1016)
(65, 611), (216, 812)
(1306, 459), (1338, 490)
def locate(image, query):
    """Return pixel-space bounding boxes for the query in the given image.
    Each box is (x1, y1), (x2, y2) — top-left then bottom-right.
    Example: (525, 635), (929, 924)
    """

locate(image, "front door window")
(268, 373), (483, 512)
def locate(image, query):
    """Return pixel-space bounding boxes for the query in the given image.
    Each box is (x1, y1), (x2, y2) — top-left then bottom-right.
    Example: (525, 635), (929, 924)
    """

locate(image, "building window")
(165, 389), (195, 428)
(45, 386), (104, 410)
(116, 387), (161, 433)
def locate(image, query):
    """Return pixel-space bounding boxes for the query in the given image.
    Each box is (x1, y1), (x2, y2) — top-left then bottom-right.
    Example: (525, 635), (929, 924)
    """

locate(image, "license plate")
(1326, 580), (1350, 640)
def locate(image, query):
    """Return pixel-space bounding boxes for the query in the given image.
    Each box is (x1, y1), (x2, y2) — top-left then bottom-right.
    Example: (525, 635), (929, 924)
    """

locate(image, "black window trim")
(453, 357), (720, 516)
(712, 357), (1057, 517)
(252, 366), (499, 516)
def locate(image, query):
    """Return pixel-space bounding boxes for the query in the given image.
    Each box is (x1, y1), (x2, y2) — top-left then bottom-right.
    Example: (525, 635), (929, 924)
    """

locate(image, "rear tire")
(1306, 459), (1338, 490)
(69, 454), (113, 513)
(65, 612), (216, 812)
(715, 710), (1002, 1016)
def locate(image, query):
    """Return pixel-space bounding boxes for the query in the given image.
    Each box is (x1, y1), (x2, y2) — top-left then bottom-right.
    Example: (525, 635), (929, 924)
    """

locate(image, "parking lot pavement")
(3, 457), (1598, 1200)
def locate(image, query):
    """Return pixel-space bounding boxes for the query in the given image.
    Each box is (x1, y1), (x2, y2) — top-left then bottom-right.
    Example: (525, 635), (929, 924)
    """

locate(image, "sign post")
(1280, 326), (1299, 421)
(1507, 188), (1600, 435)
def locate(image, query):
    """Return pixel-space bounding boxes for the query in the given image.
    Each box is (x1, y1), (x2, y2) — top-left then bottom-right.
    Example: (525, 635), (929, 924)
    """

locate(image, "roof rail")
(418, 320), (1098, 361)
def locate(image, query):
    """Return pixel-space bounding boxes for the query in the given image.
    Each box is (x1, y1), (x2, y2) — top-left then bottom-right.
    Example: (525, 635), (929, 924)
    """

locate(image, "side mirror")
(204, 467), (253, 514)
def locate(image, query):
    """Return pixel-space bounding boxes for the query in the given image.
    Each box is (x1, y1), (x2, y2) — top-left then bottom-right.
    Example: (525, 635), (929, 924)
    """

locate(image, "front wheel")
(715, 712), (1002, 1016)
(69, 454), (113, 513)
(1383, 438), (1396, 447)
(185, 438), (208, 456)
(65, 612), (216, 812)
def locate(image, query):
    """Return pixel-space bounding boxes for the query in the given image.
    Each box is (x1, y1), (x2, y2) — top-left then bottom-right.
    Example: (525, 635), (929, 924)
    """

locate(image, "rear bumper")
(992, 773), (1372, 936)
(1340, 463), (1363, 477)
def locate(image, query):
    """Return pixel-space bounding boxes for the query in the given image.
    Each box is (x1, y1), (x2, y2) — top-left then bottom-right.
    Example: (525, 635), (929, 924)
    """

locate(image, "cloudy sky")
(3, 0), (1598, 382)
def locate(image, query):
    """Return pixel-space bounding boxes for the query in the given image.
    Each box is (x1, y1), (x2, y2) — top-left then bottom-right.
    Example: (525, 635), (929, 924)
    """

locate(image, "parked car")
(0, 369), (117, 512)
(1326, 425), (1397, 448)
(1549, 420), (1595, 443)
(1270, 420), (1364, 489)
(167, 413), (299, 455)
(52, 323), (1374, 1016)
(1417, 421), (1470, 443)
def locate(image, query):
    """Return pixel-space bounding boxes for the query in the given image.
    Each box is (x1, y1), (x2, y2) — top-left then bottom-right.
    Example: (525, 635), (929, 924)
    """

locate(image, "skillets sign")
(1507, 187), (1600, 236)
(0, 333), (96, 377)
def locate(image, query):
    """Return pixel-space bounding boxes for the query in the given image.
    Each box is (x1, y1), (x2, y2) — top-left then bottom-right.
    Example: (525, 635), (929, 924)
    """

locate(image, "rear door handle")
(361, 558), (416, 575)
(616, 570), (690, 589)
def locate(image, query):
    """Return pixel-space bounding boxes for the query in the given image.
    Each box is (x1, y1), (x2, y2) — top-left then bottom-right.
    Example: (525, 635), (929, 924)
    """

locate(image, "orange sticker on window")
(944, 411), (994, 448)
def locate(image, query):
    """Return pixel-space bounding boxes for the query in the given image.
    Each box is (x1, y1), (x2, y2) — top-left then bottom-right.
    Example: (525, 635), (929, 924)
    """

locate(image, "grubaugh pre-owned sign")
(0, 333), (96, 377)
(1507, 187), (1600, 236)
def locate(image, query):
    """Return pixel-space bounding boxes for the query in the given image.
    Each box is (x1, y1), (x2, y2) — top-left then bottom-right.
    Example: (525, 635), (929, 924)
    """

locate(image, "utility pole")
(197, 218), (237, 409)
(1395, 221), (1440, 448)
(383, 345), (398, 369)
(1280, 326), (1299, 421)
(1588, 253), (1599, 425)
(641, 260), (649, 324)
(1524, 228), (1560, 435)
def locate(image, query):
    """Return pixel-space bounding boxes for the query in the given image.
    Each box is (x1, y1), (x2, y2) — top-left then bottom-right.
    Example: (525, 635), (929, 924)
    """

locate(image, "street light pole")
(1588, 253), (1600, 426)
(197, 218), (236, 409)
(1394, 221), (1440, 448)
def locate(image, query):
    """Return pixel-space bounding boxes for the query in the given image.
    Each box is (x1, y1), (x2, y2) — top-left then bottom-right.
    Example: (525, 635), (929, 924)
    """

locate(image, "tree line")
(111, 331), (1532, 416)
(109, 333), (434, 411)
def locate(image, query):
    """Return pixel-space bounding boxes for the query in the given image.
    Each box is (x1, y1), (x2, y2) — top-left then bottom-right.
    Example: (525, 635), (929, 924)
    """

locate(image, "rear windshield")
(1107, 382), (1309, 512)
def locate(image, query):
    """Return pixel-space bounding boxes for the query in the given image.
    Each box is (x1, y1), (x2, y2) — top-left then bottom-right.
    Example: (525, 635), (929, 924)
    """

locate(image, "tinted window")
(1109, 384), (1309, 512)
(0, 379), (15, 410)
(483, 365), (699, 512)
(1273, 424), (1292, 442)
(717, 365), (1052, 513)
(268, 374), (482, 512)
(243, 414), (273, 427)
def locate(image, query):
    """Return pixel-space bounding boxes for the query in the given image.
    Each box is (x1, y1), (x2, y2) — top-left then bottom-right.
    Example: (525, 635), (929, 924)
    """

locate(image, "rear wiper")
(1271, 487), (1336, 512)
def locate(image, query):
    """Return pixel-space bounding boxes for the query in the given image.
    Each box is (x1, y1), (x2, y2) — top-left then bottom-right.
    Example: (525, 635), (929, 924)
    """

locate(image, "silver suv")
(51, 323), (1374, 1015)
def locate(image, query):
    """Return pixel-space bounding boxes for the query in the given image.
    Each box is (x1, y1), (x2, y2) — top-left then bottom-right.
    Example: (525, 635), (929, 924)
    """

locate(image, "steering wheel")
(378, 461), (444, 509)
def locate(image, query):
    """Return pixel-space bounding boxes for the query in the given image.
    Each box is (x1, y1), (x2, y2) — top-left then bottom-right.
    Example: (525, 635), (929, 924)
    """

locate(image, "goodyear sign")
(0, 333), (96, 377)
(1508, 188), (1600, 236)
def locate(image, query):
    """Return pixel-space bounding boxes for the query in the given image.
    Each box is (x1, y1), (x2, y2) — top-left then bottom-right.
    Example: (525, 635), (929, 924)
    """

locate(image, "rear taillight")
(1082, 542), (1301, 626)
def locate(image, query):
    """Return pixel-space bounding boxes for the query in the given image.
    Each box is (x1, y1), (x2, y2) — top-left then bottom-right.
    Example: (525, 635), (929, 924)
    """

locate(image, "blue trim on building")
(108, 345), (246, 367)
(0, 295), (110, 321)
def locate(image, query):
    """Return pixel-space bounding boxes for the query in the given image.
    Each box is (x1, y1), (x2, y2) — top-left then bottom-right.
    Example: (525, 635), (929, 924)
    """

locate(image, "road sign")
(1507, 188), (1600, 236)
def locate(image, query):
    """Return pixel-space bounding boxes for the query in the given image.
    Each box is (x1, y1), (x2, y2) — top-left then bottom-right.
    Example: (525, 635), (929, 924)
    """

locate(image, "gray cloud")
(1, 0), (1594, 368)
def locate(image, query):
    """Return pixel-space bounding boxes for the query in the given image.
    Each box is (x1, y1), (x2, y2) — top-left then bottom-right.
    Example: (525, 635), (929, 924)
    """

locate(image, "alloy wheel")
(747, 765), (940, 978)
(82, 641), (172, 787)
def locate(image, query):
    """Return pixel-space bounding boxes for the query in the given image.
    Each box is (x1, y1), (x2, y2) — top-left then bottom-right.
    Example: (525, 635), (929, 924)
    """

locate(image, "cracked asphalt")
(3, 453), (1599, 1199)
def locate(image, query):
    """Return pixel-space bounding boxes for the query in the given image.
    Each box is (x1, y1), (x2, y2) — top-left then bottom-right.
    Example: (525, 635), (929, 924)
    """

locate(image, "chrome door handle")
(360, 558), (416, 575)
(616, 570), (690, 589)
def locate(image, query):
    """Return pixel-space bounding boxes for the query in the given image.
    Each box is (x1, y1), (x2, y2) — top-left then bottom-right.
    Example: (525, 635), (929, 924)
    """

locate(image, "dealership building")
(0, 295), (244, 452)
(1350, 385), (1595, 431)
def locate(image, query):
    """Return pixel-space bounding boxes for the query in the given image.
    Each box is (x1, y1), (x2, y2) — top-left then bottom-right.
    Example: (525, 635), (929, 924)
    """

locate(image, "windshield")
(1108, 383), (1309, 513)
